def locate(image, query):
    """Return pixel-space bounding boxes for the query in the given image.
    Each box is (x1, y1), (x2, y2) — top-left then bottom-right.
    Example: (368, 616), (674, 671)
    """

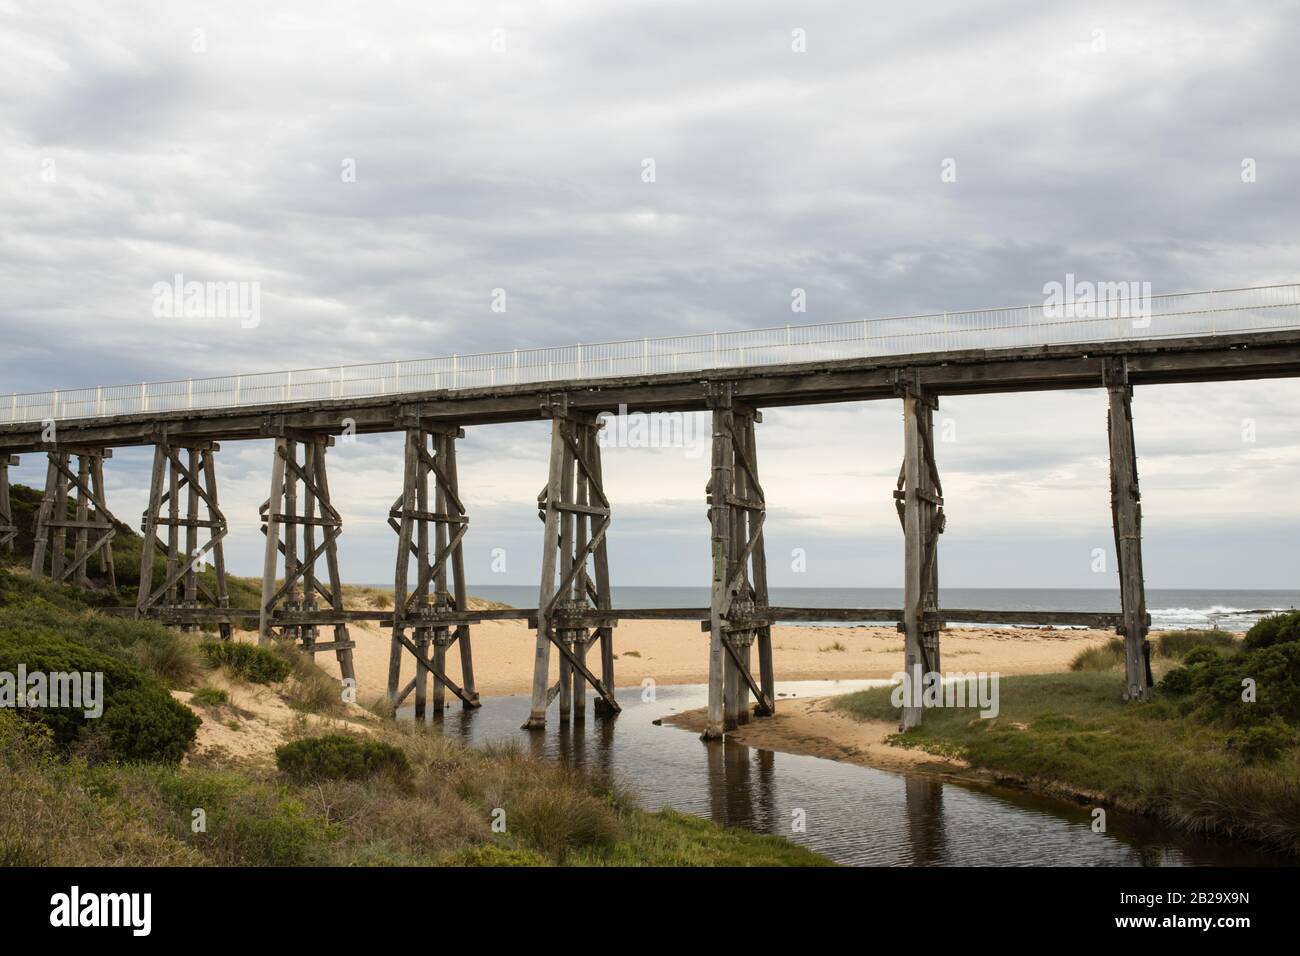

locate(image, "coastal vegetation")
(833, 621), (1300, 856)
(0, 511), (829, 866)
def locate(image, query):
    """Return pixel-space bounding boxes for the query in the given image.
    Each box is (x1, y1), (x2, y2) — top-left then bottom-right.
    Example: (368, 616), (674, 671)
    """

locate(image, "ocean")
(446, 585), (1300, 633)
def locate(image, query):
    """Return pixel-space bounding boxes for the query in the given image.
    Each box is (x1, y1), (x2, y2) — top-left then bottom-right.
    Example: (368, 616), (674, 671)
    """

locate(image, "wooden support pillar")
(703, 383), (773, 741)
(31, 446), (118, 592)
(1105, 359), (1151, 702)
(896, 380), (944, 730)
(137, 440), (231, 635)
(387, 419), (480, 714)
(523, 396), (618, 730)
(259, 430), (355, 684)
(0, 455), (17, 553)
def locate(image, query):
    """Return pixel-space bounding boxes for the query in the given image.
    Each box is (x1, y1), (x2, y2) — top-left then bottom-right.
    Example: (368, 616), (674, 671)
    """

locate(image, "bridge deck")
(3, 327), (1300, 452)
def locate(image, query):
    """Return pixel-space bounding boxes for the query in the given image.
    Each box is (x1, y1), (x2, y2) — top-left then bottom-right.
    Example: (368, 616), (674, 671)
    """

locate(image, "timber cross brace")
(31, 446), (118, 591)
(386, 417), (480, 716)
(135, 438), (231, 637)
(258, 425), (357, 684)
(0, 455), (17, 553)
(702, 381), (775, 741)
(895, 378), (945, 730)
(523, 394), (619, 730)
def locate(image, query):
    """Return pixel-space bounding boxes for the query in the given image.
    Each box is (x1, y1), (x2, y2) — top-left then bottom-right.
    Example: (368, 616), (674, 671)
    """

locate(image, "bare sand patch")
(173, 670), (378, 767)
(662, 696), (957, 772)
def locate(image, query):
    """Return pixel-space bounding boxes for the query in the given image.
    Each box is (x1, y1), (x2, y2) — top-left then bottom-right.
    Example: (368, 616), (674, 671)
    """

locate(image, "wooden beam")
(1106, 360), (1152, 701)
(5, 329), (1300, 451)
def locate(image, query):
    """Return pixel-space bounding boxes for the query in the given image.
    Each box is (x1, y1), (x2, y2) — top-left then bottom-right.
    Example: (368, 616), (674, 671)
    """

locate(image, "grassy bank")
(0, 567), (827, 866)
(831, 628), (1300, 856)
(0, 709), (826, 866)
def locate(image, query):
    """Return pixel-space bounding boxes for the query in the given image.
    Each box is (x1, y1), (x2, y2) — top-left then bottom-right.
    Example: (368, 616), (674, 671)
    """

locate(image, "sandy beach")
(297, 617), (1117, 705)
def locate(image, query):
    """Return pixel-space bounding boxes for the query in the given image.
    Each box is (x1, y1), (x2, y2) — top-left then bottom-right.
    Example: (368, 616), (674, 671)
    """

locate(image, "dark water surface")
(403, 679), (1287, 867)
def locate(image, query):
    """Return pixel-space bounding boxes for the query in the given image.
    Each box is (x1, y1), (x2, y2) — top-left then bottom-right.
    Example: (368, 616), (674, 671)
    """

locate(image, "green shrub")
(200, 641), (291, 684)
(1160, 625), (1300, 726)
(1227, 719), (1297, 764)
(1159, 665), (1197, 695)
(275, 734), (411, 784)
(0, 624), (198, 763)
(1243, 610), (1300, 651)
(97, 687), (201, 764)
(1182, 645), (1220, 666)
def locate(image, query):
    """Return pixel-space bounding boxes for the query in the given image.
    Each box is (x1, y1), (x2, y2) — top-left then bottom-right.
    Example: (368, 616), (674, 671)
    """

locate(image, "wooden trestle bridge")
(2, 285), (1299, 737)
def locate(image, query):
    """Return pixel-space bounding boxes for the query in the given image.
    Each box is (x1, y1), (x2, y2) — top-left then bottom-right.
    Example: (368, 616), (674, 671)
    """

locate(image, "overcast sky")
(2, 0), (1299, 593)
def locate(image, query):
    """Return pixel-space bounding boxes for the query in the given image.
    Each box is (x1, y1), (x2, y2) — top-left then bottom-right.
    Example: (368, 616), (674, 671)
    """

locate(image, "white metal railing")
(4, 284), (1299, 424)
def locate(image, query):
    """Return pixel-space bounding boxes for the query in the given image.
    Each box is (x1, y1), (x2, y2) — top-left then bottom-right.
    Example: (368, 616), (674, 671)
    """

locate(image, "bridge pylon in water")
(258, 427), (356, 685)
(135, 439), (231, 637)
(386, 418), (480, 717)
(703, 383), (775, 741)
(523, 395), (619, 729)
(31, 446), (118, 591)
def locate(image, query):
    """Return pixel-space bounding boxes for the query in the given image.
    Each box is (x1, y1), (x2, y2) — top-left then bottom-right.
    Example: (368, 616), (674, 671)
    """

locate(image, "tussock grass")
(1069, 638), (1125, 671)
(1154, 629), (1239, 658)
(190, 686), (229, 708)
(266, 640), (347, 714)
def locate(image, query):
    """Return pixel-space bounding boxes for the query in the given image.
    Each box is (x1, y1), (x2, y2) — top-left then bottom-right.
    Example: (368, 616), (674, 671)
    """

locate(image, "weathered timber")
(135, 441), (230, 637)
(0, 455), (17, 552)
(1105, 359), (1152, 701)
(523, 397), (618, 729)
(5, 330), (1300, 453)
(259, 432), (355, 683)
(897, 377), (944, 730)
(104, 604), (1131, 631)
(31, 447), (117, 590)
(387, 421), (479, 715)
(703, 384), (773, 739)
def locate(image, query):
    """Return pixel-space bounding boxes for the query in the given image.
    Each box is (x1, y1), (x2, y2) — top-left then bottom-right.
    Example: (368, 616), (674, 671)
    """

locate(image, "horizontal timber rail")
(100, 605), (1131, 630)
